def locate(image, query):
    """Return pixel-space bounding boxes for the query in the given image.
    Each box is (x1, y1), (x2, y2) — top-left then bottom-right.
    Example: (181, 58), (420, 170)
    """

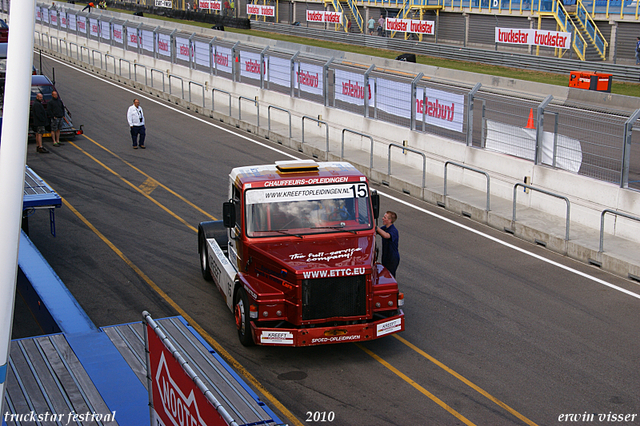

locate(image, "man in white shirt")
(126, 98), (146, 149)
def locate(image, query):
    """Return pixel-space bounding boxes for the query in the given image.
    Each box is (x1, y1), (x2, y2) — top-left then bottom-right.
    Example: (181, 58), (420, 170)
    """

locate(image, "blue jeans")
(130, 125), (146, 146)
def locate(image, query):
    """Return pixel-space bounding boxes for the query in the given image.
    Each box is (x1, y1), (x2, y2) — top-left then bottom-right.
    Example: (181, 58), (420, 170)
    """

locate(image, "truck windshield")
(245, 182), (373, 237)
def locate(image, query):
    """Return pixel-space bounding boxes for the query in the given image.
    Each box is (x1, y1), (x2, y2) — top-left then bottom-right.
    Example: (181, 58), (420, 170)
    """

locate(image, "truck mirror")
(223, 201), (235, 228)
(371, 191), (380, 219)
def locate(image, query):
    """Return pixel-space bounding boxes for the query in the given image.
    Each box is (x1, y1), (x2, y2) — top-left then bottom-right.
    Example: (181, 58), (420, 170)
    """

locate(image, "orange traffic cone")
(525, 108), (535, 129)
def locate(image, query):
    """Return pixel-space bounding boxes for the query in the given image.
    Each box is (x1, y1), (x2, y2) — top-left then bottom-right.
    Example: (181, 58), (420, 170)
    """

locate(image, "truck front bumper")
(251, 311), (404, 346)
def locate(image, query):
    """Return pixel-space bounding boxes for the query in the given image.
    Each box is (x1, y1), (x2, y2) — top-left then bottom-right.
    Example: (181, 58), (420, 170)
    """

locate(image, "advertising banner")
(199, 0), (222, 10)
(306, 10), (342, 24)
(77, 16), (87, 34)
(112, 23), (124, 44)
(385, 18), (434, 35)
(142, 29), (155, 53)
(176, 37), (191, 62)
(240, 50), (265, 80)
(68, 14), (77, 31)
(60, 12), (68, 28)
(335, 69), (369, 106)
(100, 21), (110, 40)
(246, 4), (275, 16)
(495, 27), (571, 49)
(50, 10), (58, 26)
(268, 56), (291, 88)
(416, 87), (465, 133)
(147, 323), (228, 426)
(89, 18), (99, 37)
(36, 7), (41, 22)
(42, 8), (49, 24)
(157, 33), (171, 57)
(155, 0), (172, 7)
(127, 26), (139, 48)
(294, 62), (323, 96)
(375, 78), (412, 119)
(194, 40), (210, 67)
(214, 46), (233, 74)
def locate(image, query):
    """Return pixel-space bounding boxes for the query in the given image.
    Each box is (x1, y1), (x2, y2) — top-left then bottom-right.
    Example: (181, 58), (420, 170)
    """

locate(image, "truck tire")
(199, 232), (213, 281)
(198, 221), (227, 281)
(234, 288), (254, 346)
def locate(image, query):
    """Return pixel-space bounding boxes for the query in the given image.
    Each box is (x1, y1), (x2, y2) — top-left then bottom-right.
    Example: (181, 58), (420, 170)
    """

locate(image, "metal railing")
(91, 49), (103, 69)
(599, 209), (640, 252)
(134, 63), (148, 85)
(342, 129), (374, 170)
(576, 0), (608, 57)
(118, 58), (132, 79)
(251, 21), (640, 83)
(301, 116), (330, 154)
(105, 53), (117, 74)
(150, 68), (165, 92)
(512, 183), (571, 241)
(212, 88), (232, 117)
(189, 81), (205, 108)
(238, 96), (259, 127)
(444, 161), (491, 211)
(267, 105), (292, 139)
(387, 143), (426, 190)
(168, 73), (184, 99)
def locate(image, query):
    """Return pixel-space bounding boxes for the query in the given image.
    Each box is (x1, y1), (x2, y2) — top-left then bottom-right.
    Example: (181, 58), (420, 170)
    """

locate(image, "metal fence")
(32, 3), (640, 191)
(251, 21), (640, 83)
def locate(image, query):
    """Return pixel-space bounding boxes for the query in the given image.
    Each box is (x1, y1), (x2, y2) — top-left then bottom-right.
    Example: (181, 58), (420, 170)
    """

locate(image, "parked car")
(29, 75), (83, 139)
(0, 19), (8, 43)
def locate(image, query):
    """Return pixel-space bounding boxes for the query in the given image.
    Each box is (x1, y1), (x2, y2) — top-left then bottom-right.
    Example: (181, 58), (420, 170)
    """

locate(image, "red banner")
(147, 323), (228, 426)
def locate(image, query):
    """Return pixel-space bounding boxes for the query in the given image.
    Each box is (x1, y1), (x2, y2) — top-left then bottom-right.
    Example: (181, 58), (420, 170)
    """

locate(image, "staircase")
(341, 0), (362, 33)
(549, 0), (607, 61)
(569, 11), (606, 60)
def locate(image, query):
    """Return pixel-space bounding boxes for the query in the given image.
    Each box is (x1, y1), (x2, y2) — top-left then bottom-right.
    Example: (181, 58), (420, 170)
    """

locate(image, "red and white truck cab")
(198, 160), (404, 346)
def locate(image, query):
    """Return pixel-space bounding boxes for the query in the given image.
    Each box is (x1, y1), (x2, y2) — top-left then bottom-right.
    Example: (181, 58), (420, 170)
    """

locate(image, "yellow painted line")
(356, 343), (477, 426)
(61, 197), (304, 426)
(66, 141), (197, 233)
(139, 177), (160, 195)
(76, 135), (216, 221)
(393, 335), (540, 426)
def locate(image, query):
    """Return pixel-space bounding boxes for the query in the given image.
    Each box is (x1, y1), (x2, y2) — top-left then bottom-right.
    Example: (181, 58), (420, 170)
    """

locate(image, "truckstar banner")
(294, 62), (323, 96)
(240, 50), (266, 80)
(416, 87), (465, 133)
(247, 4), (275, 17)
(385, 18), (435, 35)
(495, 27), (571, 49)
(147, 323), (228, 426)
(176, 37), (191, 62)
(335, 69), (370, 105)
(199, 1), (222, 10)
(306, 10), (342, 24)
(214, 46), (233, 74)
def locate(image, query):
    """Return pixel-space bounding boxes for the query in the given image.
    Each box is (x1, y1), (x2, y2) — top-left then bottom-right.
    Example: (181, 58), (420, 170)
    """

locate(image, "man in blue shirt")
(376, 211), (399, 277)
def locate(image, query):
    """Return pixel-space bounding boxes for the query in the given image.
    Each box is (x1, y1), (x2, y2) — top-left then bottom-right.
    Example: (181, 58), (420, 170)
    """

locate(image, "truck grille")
(302, 275), (367, 321)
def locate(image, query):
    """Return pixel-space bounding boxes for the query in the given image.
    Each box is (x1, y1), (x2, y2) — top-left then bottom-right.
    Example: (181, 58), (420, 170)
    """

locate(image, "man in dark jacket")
(31, 93), (49, 153)
(48, 90), (67, 146)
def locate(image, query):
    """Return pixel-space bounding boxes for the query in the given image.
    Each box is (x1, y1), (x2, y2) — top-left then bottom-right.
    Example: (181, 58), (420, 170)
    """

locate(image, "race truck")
(198, 160), (405, 347)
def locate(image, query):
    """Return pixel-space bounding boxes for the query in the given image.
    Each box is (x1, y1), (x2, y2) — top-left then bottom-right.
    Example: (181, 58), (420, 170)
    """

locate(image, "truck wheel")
(199, 233), (213, 281)
(234, 288), (254, 346)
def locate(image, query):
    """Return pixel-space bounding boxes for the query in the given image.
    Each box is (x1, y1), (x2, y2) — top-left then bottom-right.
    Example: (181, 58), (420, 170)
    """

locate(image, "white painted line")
(48, 53), (640, 301)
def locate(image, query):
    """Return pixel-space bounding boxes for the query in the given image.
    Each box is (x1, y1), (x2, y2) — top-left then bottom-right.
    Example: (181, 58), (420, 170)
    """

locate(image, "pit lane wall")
(29, 9), (640, 273)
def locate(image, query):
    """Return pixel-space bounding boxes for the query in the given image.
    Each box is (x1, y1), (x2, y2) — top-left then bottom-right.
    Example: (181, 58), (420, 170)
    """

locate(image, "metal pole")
(621, 108), (640, 188)
(0, 0), (37, 412)
(535, 95), (552, 165)
(466, 82), (481, 147)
